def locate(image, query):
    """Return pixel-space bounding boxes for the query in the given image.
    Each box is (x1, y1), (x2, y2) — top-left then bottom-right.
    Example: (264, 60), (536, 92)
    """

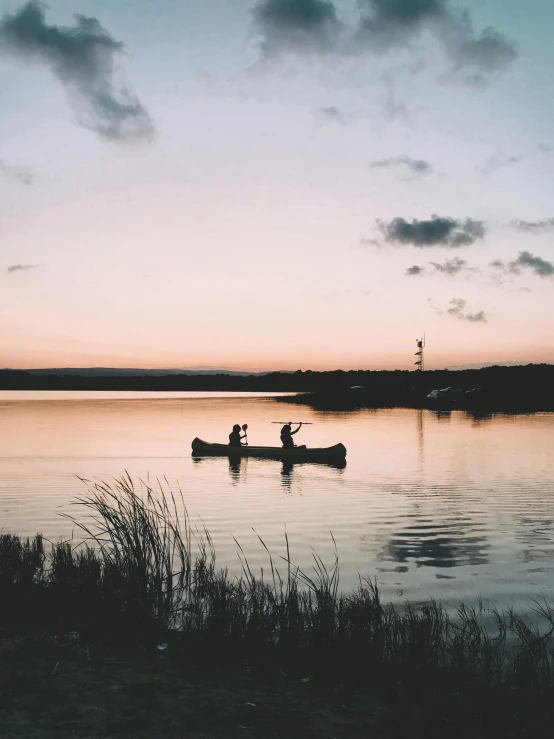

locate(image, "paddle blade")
(242, 424), (248, 431)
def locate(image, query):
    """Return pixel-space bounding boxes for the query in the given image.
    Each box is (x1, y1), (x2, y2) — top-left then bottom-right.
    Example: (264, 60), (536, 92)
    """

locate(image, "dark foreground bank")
(2, 476), (554, 737)
(3, 634), (553, 739)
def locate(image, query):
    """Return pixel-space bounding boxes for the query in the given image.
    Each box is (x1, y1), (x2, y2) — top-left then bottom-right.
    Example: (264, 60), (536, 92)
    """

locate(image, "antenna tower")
(414, 335), (426, 371)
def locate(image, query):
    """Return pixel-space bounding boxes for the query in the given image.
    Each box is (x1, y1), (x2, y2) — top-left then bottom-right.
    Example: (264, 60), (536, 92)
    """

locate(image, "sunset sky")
(1, 0), (553, 371)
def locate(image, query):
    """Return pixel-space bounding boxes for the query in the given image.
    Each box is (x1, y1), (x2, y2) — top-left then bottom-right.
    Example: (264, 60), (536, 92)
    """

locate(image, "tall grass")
(1, 475), (554, 700)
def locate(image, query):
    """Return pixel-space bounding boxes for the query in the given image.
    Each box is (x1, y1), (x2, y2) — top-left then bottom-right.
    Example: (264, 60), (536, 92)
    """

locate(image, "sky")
(0, 0), (553, 371)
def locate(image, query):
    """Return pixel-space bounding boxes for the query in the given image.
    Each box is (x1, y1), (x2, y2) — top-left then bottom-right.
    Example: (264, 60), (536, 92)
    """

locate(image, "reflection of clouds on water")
(514, 513), (554, 565)
(384, 517), (490, 568)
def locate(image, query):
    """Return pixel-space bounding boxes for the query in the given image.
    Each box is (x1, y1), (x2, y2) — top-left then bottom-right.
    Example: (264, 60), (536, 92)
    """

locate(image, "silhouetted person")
(229, 424), (246, 448)
(280, 422), (302, 449)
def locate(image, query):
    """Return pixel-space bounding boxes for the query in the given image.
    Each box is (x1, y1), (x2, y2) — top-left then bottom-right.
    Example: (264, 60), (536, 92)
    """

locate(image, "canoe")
(191, 438), (347, 462)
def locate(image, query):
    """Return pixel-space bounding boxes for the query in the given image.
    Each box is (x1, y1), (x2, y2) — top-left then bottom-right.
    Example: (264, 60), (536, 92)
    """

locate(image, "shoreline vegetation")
(1, 364), (554, 412)
(2, 477), (554, 736)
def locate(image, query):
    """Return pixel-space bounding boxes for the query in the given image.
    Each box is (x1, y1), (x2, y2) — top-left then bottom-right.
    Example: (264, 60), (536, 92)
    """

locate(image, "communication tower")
(414, 335), (425, 371)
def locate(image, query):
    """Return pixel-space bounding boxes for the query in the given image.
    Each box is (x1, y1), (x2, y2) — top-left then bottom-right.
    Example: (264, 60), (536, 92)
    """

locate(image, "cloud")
(430, 256), (469, 275)
(315, 104), (347, 124)
(0, 160), (34, 185)
(251, 0), (517, 85)
(352, 0), (517, 85)
(376, 215), (486, 248)
(446, 298), (487, 322)
(353, 0), (447, 54)
(480, 150), (521, 176)
(406, 264), (424, 276)
(7, 263), (38, 273)
(511, 218), (554, 234)
(492, 251), (554, 279)
(0, 1), (154, 142)
(444, 18), (518, 86)
(371, 155), (433, 178)
(251, 0), (341, 56)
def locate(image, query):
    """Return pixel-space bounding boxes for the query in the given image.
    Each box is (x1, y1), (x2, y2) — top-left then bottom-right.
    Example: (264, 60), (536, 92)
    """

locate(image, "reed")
(1, 475), (554, 705)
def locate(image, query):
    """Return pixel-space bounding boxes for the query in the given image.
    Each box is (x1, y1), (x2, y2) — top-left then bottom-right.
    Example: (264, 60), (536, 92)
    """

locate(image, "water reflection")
(192, 454), (346, 489)
(431, 410), (452, 421)
(384, 517), (490, 568)
(1, 394), (553, 610)
(281, 460), (294, 491)
(228, 455), (247, 484)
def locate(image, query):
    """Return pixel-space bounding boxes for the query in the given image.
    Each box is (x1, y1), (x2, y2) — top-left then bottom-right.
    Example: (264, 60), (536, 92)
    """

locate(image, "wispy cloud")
(480, 150), (521, 176)
(371, 155), (433, 179)
(0, 1), (154, 142)
(251, 0), (518, 86)
(375, 215), (486, 248)
(315, 105), (347, 125)
(407, 257), (476, 277)
(7, 263), (38, 273)
(430, 256), (472, 275)
(447, 298), (486, 322)
(511, 218), (554, 234)
(428, 296), (487, 321)
(491, 251), (554, 278)
(0, 160), (34, 185)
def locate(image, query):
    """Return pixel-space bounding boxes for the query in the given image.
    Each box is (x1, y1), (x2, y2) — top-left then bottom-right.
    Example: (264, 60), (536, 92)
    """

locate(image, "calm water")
(1, 391), (553, 610)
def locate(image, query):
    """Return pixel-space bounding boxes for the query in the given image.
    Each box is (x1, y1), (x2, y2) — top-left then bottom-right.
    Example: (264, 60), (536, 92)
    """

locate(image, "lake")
(1, 391), (553, 611)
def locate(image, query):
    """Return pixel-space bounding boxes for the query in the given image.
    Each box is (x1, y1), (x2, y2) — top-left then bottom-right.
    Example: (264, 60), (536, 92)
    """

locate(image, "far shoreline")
(1, 364), (553, 413)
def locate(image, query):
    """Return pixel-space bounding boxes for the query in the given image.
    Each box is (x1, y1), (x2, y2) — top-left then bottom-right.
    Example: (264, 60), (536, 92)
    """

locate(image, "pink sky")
(1, 0), (553, 371)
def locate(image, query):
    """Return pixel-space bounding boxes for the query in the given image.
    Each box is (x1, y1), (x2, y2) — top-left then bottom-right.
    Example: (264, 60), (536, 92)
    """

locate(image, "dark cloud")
(492, 251), (554, 279)
(446, 298), (487, 322)
(7, 263), (38, 273)
(251, 0), (341, 56)
(430, 256), (469, 275)
(0, 160), (34, 185)
(376, 215), (486, 248)
(371, 155), (433, 177)
(251, 0), (517, 85)
(353, 0), (517, 85)
(354, 0), (447, 53)
(511, 218), (554, 234)
(480, 150), (521, 176)
(0, 2), (153, 142)
(406, 264), (424, 276)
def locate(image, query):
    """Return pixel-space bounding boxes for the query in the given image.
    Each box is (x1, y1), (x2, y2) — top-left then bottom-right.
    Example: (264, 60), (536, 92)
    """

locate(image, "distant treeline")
(1, 364), (554, 399)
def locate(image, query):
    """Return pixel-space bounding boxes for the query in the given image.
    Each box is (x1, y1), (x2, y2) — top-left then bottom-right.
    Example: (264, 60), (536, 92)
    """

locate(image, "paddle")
(242, 423), (248, 445)
(271, 421), (313, 425)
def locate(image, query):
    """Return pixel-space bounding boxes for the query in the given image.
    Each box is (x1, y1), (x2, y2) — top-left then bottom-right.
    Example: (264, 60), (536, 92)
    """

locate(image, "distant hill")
(444, 362), (521, 370)
(16, 367), (280, 377)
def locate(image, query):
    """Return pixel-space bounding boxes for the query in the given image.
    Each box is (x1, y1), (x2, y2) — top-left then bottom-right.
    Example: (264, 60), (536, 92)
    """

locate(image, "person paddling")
(229, 424), (247, 448)
(280, 422), (302, 449)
